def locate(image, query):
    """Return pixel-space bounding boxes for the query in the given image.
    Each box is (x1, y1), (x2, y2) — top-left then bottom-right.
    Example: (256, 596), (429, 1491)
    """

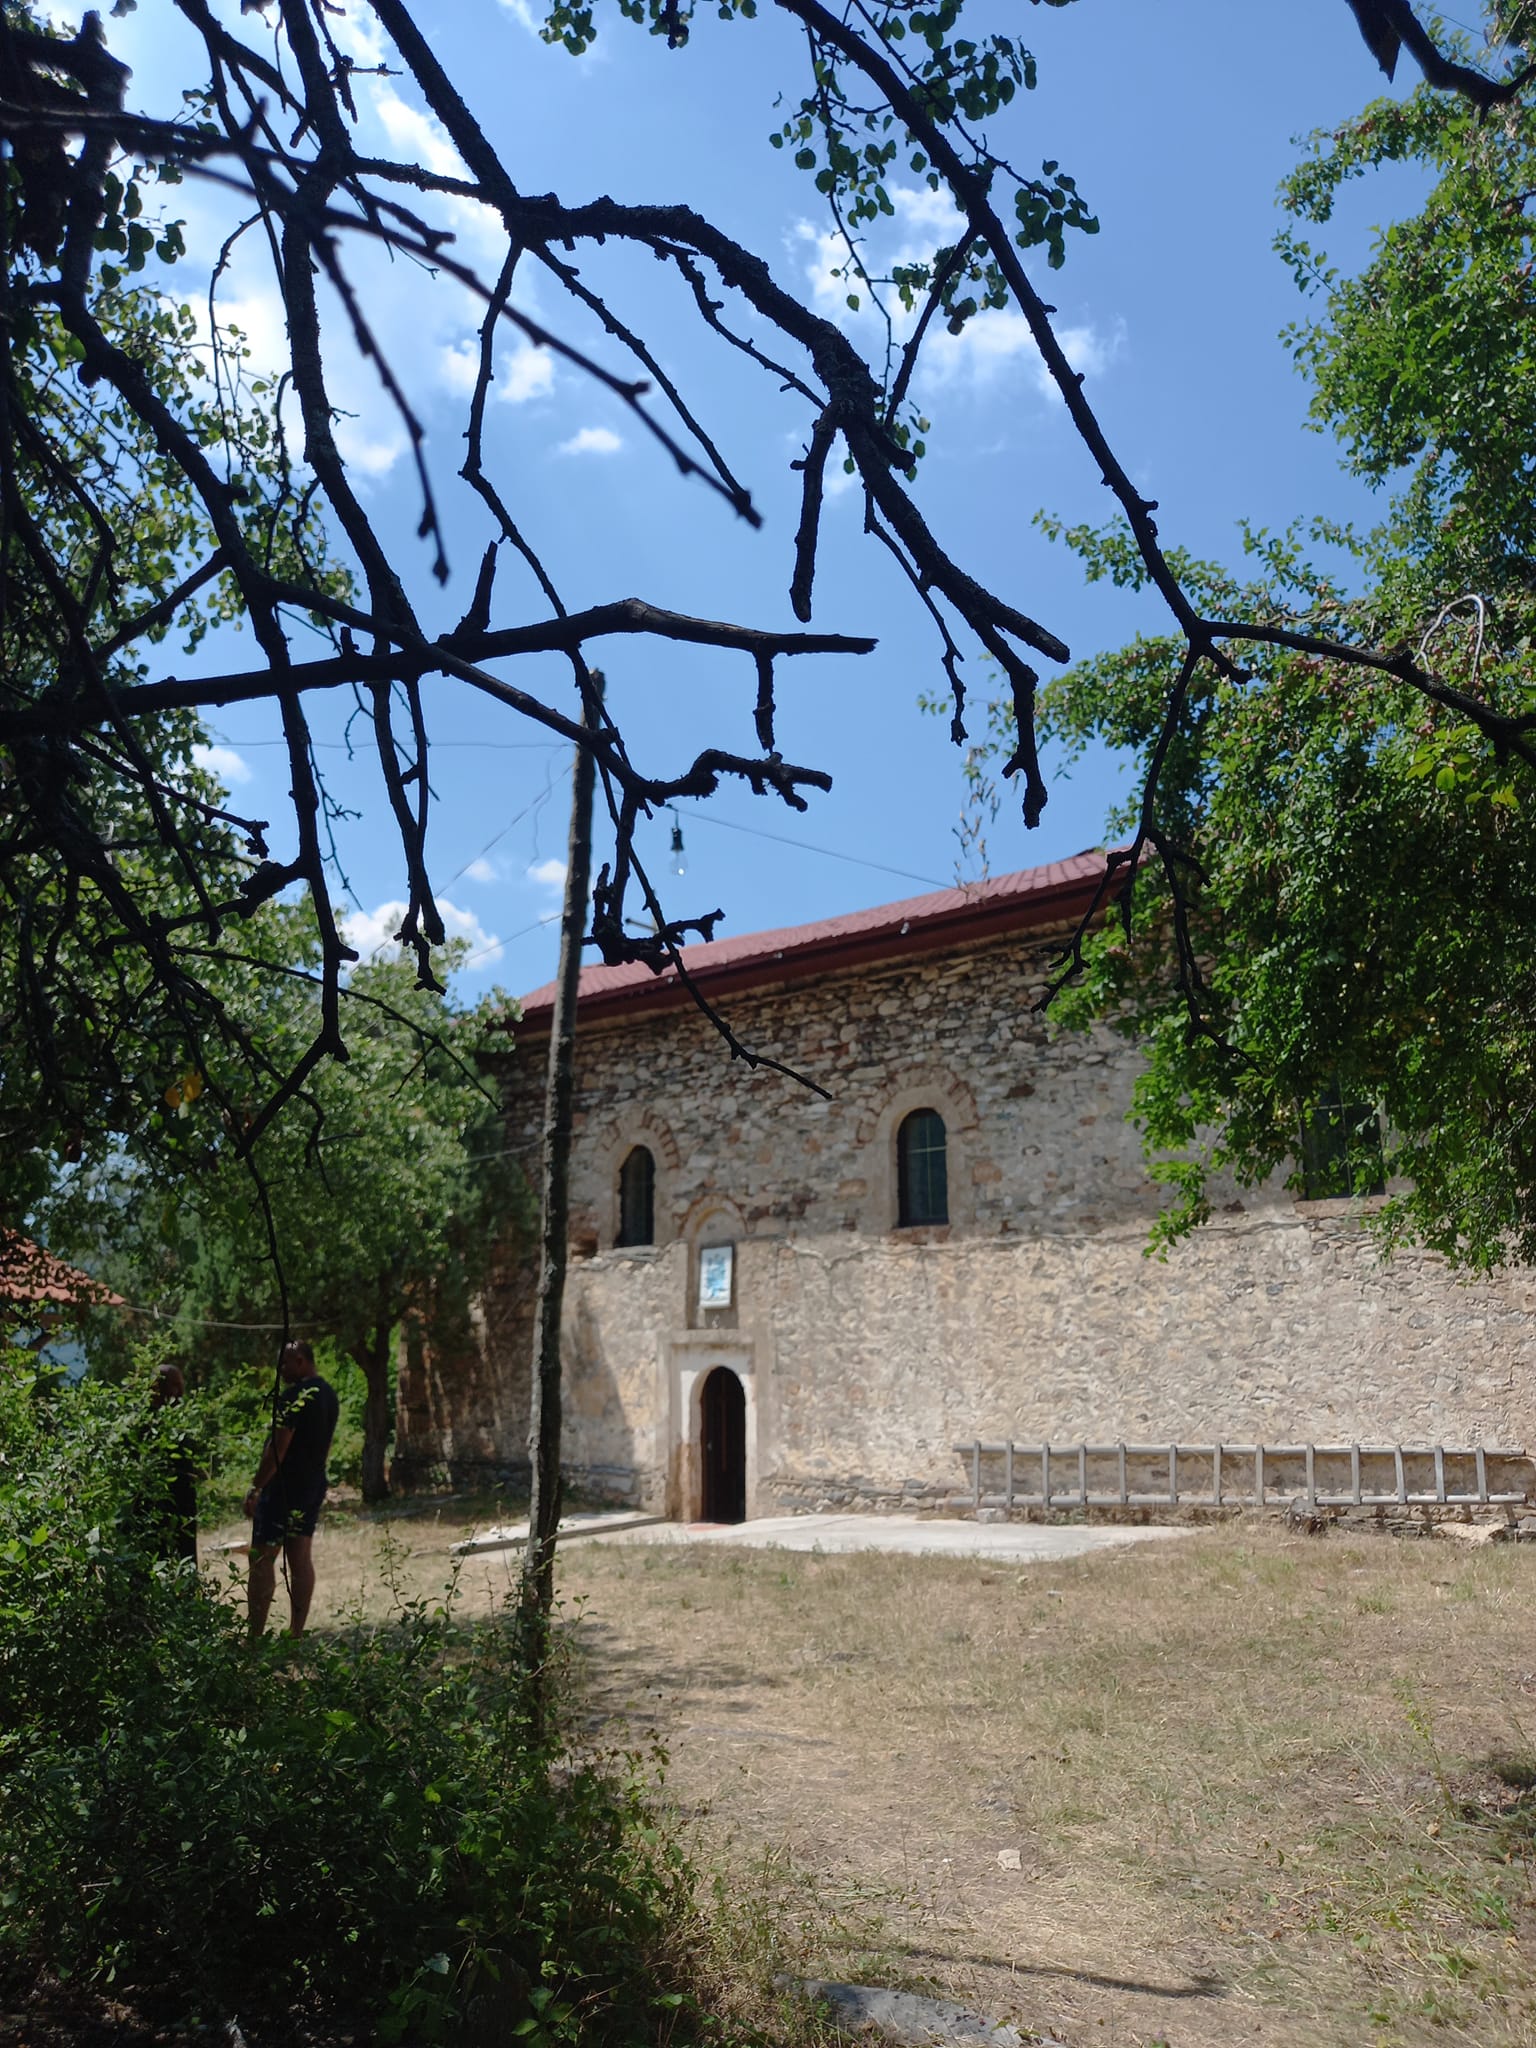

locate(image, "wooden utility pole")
(520, 675), (600, 1689)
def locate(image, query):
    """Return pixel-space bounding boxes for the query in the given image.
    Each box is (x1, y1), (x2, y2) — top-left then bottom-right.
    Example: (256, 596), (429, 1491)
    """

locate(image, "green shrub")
(0, 1349), (694, 2044)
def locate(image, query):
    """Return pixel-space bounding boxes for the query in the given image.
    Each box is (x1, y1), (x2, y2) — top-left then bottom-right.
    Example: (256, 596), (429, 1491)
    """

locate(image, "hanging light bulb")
(669, 816), (687, 877)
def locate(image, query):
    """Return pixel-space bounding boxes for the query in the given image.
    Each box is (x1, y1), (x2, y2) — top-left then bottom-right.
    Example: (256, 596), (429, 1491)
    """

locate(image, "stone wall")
(393, 919), (1535, 1506)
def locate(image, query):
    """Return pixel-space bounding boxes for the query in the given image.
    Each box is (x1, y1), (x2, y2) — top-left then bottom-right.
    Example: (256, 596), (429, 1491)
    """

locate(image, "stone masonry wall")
(393, 919), (1535, 1506)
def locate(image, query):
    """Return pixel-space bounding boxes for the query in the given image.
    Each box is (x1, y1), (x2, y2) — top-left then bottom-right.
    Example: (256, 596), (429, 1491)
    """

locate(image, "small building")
(395, 853), (1533, 1515)
(1, 1231), (123, 1374)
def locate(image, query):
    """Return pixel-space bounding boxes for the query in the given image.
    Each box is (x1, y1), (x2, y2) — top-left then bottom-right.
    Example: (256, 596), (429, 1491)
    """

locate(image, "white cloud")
(329, 7), (389, 68)
(374, 91), (469, 184)
(463, 857), (497, 883)
(794, 219), (856, 318)
(892, 185), (966, 238)
(823, 456), (858, 499)
(205, 291), (412, 482)
(1036, 320), (1119, 395)
(790, 189), (1120, 401)
(500, 345), (555, 405)
(205, 288), (291, 383)
(440, 900), (502, 961)
(920, 306), (1037, 385)
(203, 291), (409, 481)
(345, 901), (409, 960)
(369, 88), (502, 258)
(441, 334), (553, 406)
(527, 858), (568, 890)
(792, 186), (964, 324)
(191, 742), (252, 787)
(333, 416), (407, 478)
(345, 897), (502, 965)
(556, 425), (622, 457)
(439, 339), (483, 397)
(922, 313), (1118, 395)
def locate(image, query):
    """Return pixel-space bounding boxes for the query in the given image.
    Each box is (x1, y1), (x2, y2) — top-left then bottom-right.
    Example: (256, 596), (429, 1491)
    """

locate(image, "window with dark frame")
(897, 1108), (949, 1227)
(1299, 1082), (1386, 1201)
(616, 1145), (655, 1246)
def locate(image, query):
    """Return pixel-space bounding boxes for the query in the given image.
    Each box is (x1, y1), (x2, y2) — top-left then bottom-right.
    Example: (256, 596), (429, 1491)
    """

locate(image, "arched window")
(616, 1145), (655, 1247)
(897, 1109), (948, 1227)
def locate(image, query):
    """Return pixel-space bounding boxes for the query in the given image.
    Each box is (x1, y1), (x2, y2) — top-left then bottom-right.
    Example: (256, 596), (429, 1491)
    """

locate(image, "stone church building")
(395, 851), (1533, 1516)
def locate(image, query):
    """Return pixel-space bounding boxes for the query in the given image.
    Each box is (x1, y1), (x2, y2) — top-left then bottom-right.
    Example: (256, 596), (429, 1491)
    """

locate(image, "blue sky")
(109, 0), (1426, 1002)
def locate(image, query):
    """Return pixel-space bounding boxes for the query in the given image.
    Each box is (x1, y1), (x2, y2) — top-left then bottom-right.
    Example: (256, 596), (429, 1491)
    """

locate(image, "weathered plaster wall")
(752, 1218), (1533, 1506)
(394, 919), (1535, 1505)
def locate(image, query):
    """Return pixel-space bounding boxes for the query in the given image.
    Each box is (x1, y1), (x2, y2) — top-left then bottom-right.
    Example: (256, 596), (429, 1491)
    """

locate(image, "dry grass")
(210, 1507), (1536, 2048)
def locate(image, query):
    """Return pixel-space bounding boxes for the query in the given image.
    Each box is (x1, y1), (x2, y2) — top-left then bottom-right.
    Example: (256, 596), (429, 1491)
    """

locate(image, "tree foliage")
(1279, 15), (1536, 596)
(962, 10), (1536, 1267)
(78, 944), (527, 1498)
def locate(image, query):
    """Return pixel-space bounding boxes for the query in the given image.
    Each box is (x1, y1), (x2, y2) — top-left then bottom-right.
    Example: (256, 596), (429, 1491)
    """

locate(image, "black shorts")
(252, 1484), (326, 1547)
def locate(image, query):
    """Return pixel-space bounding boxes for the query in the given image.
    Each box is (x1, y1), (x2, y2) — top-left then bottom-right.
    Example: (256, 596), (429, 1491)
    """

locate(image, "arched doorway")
(699, 1366), (747, 1523)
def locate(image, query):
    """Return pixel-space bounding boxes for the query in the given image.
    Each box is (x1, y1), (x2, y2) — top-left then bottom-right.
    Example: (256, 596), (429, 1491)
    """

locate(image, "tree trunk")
(520, 675), (600, 1701)
(354, 1292), (395, 1502)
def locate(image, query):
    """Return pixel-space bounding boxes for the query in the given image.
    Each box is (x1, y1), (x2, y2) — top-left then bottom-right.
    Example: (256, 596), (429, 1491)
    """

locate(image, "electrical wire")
(452, 815), (949, 977)
(443, 768), (555, 887)
(459, 910), (558, 970)
(111, 1300), (336, 1332)
(676, 806), (948, 889)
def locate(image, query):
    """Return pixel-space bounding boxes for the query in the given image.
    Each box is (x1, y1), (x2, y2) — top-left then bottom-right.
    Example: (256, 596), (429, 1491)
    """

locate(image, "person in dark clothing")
(140, 1362), (198, 1566)
(245, 1339), (339, 1639)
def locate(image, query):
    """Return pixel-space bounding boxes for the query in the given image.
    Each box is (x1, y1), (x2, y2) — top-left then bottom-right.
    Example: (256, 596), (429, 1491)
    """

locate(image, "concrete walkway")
(450, 1509), (661, 1556)
(606, 1511), (1187, 1562)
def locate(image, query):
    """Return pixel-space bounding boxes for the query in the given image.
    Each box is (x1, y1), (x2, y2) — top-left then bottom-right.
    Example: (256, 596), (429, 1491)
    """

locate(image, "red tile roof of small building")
(0, 1232), (124, 1311)
(512, 847), (1121, 1032)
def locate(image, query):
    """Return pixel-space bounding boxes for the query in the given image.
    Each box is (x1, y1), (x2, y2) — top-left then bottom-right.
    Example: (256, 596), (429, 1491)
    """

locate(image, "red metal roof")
(0, 1232), (124, 1311)
(512, 848), (1119, 1032)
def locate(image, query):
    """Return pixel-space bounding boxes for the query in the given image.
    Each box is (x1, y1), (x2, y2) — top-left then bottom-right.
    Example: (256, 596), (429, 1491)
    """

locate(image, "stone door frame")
(663, 1329), (759, 1521)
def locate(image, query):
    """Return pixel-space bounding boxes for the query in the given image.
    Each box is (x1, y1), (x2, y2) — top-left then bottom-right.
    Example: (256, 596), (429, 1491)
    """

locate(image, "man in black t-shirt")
(245, 1339), (339, 1639)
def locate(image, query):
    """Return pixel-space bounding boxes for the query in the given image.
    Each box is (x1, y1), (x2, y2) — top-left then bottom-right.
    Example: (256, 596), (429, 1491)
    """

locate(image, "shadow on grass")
(567, 1609), (791, 1704)
(903, 1946), (1225, 2001)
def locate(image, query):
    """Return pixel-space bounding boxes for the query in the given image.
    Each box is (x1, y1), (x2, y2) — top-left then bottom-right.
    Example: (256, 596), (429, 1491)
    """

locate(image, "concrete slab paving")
(602, 1511), (1187, 1562)
(449, 1509), (664, 1556)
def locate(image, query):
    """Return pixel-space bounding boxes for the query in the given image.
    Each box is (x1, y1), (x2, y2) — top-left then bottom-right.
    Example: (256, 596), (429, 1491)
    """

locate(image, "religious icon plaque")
(697, 1243), (735, 1310)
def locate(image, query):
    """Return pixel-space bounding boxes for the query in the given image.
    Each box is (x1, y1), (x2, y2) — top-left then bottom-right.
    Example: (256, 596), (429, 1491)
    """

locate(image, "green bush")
(0, 1348), (694, 2044)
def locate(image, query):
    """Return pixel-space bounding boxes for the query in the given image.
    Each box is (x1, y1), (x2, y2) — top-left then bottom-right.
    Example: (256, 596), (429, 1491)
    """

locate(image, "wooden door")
(700, 1367), (746, 1523)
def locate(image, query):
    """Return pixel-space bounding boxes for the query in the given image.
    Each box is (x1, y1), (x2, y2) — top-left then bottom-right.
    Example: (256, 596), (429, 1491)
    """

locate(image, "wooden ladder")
(951, 1439), (1533, 1512)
